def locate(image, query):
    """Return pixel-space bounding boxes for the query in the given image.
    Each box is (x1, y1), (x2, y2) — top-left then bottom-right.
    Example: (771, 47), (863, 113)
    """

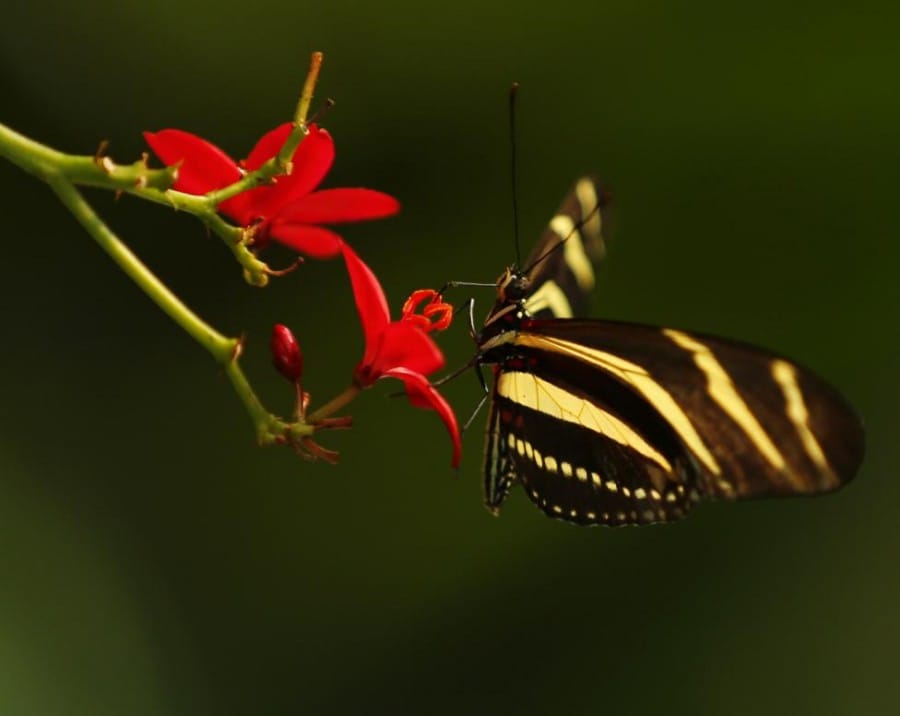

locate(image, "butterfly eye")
(497, 269), (529, 303)
(504, 274), (530, 301)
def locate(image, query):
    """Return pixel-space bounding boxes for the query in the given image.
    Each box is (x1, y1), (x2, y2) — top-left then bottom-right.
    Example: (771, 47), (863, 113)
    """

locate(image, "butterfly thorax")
(477, 266), (534, 351)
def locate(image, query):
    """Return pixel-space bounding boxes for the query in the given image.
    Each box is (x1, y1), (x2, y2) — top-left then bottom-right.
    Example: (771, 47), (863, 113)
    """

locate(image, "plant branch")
(46, 176), (312, 442)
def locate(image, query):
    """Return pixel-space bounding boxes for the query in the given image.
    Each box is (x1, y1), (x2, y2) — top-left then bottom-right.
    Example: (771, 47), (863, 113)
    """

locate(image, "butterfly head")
(496, 267), (530, 304)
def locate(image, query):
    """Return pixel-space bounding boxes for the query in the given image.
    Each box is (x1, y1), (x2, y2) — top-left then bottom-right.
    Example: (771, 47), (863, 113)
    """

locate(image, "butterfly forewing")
(496, 176), (607, 322)
(487, 318), (866, 523)
(516, 320), (864, 498)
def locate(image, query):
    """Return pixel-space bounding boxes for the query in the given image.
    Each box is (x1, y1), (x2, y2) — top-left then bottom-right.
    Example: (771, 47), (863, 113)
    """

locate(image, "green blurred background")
(1, 1), (897, 713)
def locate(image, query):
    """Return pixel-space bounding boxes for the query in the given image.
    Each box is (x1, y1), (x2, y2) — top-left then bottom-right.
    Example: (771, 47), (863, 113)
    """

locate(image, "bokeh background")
(1, 1), (897, 713)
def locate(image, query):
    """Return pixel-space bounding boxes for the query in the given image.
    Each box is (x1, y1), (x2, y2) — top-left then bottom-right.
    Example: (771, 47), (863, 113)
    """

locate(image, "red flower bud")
(271, 324), (303, 382)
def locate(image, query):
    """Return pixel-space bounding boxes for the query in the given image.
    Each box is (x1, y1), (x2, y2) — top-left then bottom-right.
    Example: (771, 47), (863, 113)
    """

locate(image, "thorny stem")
(49, 178), (233, 359)
(295, 51), (324, 129)
(0, 52), (343, 452)
(46, 177), (310, 443)
(1, 52), (327, 288)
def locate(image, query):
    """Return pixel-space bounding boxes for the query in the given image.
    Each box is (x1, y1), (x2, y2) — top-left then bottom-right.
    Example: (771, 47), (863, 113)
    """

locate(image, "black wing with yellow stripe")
(482, 176), (608, 327)
(481, 175), (611, 513)
(482, 320), (864, 525)
(520, 175), (608, 319)
(477, 176), (864, 526)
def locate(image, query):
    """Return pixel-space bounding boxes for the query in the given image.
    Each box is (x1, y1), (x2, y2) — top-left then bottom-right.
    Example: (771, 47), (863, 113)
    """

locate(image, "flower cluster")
(144, 123), (400, 257)
(146, 123), (460, 467)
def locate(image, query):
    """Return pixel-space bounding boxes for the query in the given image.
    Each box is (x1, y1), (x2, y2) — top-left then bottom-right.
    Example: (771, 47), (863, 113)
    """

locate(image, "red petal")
(245, 125), (335, 219)
(218, 193), (254, 225)
(382, 367), (461, 468)
(243, 122), (293, 170)
(370, 322), (445, 377)
(267, 223), (345, 258)
(219, 123), (294, 224)
(143, 129), (241, 195)
(274, 188), (400, 225)
(341, 243), (390, 365)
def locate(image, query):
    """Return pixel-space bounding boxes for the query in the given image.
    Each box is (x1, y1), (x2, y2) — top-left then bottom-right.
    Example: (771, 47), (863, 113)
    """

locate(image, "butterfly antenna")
(509, 82), (522, 268)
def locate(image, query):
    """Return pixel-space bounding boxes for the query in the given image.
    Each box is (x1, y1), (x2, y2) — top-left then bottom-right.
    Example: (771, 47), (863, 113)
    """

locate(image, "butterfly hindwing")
(483, 380), (517, 514)
(492, 365), (699, 525)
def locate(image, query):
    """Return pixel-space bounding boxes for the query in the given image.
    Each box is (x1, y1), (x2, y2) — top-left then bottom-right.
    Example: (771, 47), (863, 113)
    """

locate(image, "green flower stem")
(0, 121), (294, 287)
(0, 122), (177, 191)
(46, 176), (311, 443)
(0, 58), (331, 444)
(224, 358), (302, 444)
(295, 51), (324, 130)
(117, 182), (271, 284)
(0, 122), (59, 175)
(203, 50), (326, 204)
(0, 49), (327, 286)
(308, 384), (360, 423)
(50, 177), (232, 358)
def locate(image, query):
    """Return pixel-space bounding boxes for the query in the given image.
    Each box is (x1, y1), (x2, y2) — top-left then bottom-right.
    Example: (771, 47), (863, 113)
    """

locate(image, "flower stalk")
(0, 49), (462, 468)
(0, 57), (337, 449)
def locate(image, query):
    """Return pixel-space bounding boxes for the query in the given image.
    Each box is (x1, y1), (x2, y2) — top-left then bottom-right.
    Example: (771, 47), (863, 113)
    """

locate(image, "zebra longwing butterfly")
(475, 176), (864, 526)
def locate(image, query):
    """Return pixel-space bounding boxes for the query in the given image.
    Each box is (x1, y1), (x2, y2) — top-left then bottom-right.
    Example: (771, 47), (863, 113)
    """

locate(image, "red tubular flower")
(143, 123), (399, 258)
(341, 244), (460, 468)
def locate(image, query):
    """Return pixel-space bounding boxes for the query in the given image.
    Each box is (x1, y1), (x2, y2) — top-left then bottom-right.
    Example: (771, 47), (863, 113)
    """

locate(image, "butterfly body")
(475, 177), (864, 526)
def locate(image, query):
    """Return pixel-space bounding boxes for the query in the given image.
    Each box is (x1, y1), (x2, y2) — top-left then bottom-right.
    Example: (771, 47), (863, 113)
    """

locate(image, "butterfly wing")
(481, 176), (609, 511)
(521, 176), (608, 319)
(488, 318), (864, 525)
(482, 372), (518, 515)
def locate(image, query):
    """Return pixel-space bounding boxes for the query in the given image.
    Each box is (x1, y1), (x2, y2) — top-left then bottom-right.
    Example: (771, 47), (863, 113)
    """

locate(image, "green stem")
(223, 359), (305, 443)
(294, 51), (324, 129)
(46, 177), (308, 440)
(0, 121), (280, 287)
(0, 89), (342, 443)
(50, 178), (232, 359)
(308, 385), (360, 423)
(0, 122), (177, 191)
(0, 122), (61, 177)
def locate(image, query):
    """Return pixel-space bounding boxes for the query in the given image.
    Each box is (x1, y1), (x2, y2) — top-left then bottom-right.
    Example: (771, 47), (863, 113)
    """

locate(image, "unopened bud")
(271, 324), (303, 382)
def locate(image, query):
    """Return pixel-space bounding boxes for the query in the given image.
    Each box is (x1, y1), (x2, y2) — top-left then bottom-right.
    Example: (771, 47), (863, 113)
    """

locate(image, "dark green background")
(1, 1), (897, 714)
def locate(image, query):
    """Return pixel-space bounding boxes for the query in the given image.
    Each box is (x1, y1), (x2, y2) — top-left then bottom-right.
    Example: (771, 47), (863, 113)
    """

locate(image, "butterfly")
(474, 176), (864, 525)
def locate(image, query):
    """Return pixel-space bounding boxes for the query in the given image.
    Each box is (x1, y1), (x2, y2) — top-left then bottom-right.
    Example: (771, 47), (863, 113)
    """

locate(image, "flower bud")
(271, 324), (303, 382)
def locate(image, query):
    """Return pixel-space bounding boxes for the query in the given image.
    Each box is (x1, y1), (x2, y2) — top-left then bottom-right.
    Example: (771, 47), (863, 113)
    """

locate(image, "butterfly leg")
(461, 390), (490, 435)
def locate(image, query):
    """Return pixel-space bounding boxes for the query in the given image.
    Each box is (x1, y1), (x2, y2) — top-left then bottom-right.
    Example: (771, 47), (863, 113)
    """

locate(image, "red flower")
(143, 123), (399, 258)
(341, 244), (461, 468)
